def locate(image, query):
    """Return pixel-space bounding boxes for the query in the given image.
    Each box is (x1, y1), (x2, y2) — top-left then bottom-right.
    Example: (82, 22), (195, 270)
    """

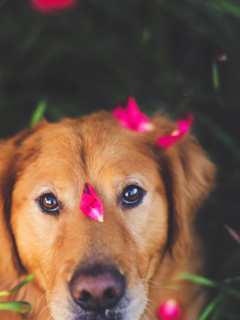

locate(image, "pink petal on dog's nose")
(157, 300), (182, 320)
(79, 183), (104, 222)
(156, 113), (194, 149)
(111, 97), (153, 133)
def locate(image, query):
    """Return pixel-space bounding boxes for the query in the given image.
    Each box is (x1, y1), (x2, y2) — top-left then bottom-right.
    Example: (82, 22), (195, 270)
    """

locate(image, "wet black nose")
(70, 265), (126, 313)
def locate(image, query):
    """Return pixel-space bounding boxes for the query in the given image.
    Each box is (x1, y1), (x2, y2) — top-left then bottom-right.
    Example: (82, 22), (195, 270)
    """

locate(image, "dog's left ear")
(151, 117), (216, 258)
(0, 121), (48, 281)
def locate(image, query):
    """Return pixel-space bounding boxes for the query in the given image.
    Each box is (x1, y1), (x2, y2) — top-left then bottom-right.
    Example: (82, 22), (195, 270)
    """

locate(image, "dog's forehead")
(20, 113), (158, 184)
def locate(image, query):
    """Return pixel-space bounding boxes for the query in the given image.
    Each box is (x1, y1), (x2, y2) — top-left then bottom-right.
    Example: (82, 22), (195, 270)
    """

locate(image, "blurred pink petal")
(111, 97), (153, 133)
(80, 183), (104, 222)
(217, 54), (228, 62)
(111, 107), (131, 130)
(224, 224), (240, 245)
(31, 0), (78, 13)
(157, 300), (182, 320)
(156, 113), (194, 149)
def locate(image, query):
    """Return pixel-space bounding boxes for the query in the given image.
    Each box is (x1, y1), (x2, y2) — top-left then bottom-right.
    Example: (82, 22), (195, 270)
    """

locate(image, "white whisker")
(37, 301), (57, 320)
(143, 298), (157, 306)
(145, 306), (157, 320)
(36, 290), (57, 311)
(142, 312), (149, 320)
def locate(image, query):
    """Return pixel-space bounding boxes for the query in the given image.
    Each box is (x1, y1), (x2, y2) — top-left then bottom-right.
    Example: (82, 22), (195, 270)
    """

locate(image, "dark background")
(0, 0), (240, 318)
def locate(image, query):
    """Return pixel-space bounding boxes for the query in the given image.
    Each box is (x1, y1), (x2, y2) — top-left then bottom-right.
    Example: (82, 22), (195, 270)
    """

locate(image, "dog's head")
(0, 112), (215, 320)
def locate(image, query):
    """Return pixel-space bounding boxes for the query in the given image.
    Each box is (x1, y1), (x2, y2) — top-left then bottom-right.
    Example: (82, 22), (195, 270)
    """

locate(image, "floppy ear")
(0, 121), (48, 284)
(0, 137), (21, 282)
(152, 117), (215, 259)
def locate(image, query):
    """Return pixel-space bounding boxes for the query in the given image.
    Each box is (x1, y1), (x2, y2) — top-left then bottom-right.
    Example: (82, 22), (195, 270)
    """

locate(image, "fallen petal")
(80, 183), (104, 222)
(156, 113), (194, 149)
(81, 205), (104, 223)
(111, 106), (132, 130)
(80, 193), (95, 207)
(31, 0), (78, 13)
(111, 97), (152, 133)
(126, 97), (152, 132)
(157, 300), (182, 320)
(175, 113), (194, 138)
(156, 135), (178, 149)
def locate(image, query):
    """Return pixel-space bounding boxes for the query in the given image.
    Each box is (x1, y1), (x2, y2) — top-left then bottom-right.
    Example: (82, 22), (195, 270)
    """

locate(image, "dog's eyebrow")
(80, 146), (86, 168)
(21, 145), (41, 164)
(33, 183), (63, 192)
(14, 128), (37, 147)
(74, 133), (87, 172)
(113, 175), (147, 189)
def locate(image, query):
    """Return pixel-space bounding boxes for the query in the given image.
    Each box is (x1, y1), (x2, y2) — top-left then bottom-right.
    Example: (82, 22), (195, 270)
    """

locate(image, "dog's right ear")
(150, 116), (215, 259)
(0, 121), (48, 282)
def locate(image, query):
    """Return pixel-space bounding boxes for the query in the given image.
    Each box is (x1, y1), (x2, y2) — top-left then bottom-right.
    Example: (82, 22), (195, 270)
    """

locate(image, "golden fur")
(0, 111), (215, 320)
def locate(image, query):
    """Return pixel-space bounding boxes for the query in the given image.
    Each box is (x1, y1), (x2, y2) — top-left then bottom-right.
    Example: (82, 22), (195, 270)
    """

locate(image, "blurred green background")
(0, 0), (240, 319)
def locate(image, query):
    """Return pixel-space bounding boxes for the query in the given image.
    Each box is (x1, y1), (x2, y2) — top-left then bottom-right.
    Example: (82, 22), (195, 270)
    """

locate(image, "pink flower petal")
(126, 97), (151, 132)
(156, 113), (194, 149)
(31, 0), (78, 13)
(157, 300), (182, 320)
(111, 106), (133, 130)
(111, 97), (153, 133)
(79, 183), (104, 222)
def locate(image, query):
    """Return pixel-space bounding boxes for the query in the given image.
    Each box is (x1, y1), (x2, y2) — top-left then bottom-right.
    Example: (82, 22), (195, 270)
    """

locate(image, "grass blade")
(224, 276), (240, 284)
(30, 100), (47, 127)
(198, 294), (224, 320)
(181, 273), (218, 287)
(181, 273), (240, 299)
(0, 274), (34, 297)
(212, 60), (220, 92)
(0, 301), (31, 314)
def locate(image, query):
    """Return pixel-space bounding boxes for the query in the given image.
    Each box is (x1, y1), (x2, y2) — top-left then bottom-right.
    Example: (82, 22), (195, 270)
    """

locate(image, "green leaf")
(0, 301), (31, 314)
(198, 294), (224, 320)
(192, 0), (240, 20)
(181, 273), (240, 299)
(181, 273), (218, 287)
(0, 274), (34, 297)
(224, 276), (240, 284)
(30, 100), (47, 127)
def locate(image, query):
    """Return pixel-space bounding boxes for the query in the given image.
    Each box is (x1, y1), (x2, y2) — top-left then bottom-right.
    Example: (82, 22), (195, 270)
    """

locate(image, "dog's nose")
(70, 265), (125, 313)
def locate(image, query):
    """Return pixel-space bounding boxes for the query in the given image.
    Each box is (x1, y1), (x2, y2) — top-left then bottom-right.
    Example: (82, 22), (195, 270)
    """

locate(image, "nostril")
(104, 287), (116, 299)
(79, 290), (92, 303)
(103, 285), (122, 303)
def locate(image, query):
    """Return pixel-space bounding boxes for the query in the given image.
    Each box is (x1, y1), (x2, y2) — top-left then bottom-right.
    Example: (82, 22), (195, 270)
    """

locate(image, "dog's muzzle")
(70, 264), (126, 315)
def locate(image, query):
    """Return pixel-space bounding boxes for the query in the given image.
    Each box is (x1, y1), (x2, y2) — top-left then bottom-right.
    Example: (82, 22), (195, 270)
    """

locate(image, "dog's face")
(0, 112), (215, 320)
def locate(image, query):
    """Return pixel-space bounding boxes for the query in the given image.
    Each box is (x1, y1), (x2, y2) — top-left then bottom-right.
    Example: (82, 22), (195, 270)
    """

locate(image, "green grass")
(0, 274), (34, 314)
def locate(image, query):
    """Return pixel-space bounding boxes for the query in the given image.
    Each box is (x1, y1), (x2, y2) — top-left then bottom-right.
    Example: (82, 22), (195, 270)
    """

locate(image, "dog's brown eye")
(40, 194), (59, 213)
(122, 185), (142, 205)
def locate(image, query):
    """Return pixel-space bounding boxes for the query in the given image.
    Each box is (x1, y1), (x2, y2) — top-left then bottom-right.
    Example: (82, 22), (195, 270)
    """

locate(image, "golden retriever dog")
(0, 111), (215, 320)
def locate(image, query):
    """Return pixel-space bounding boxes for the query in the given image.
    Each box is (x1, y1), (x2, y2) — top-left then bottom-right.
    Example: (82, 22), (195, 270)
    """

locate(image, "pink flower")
(111, 97), (153, 133)
(79, 183), (104, 222)
(157, 300), (182, 320)
(156, 113), (194, 149)
(31, 0), (78, 13)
